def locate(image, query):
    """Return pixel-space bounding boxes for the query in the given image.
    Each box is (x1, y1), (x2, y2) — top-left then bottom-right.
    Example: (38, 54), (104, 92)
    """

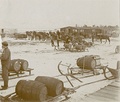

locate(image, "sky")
(0, 0), (119, 31)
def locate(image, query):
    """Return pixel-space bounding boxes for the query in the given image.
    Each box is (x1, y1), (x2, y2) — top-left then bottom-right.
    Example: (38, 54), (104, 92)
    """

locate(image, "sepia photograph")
(0, 0), (120, 102)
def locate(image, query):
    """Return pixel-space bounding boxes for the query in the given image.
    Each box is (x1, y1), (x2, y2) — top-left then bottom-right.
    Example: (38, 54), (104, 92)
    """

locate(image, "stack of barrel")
(9, 59), (29, 73)
(15, 76), (64, 101)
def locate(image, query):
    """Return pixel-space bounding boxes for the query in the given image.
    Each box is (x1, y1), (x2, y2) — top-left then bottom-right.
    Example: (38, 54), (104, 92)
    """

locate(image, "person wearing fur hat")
(0, 41), (11, 90)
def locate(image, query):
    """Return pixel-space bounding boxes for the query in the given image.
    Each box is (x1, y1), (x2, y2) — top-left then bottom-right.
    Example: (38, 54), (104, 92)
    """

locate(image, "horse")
(26, 31), (35, 40)
(96, 34), (110, 44)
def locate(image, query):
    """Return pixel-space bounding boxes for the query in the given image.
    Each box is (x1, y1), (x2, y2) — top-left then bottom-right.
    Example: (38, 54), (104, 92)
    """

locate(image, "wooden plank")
(103, 88), (119, 95)
(104, 86), (120, 92)
(89, 92), (119, 102)
(88, 95), (112, 101)
(94, 91), (119, 100)
(113, 81), (120, 84)
(8, 74), (34, 80)
(88, 95), (119, 102)
(81, 96), (119, 102)
(115, 80), (120, 83)
(98, 88), (119, 96)
(80, 97), (98, 102)
(109, 84), (120, 89)
(108, 85), (120, 91)
(87, 95), (119, 102)
(25, 68), (34, 71)
(110, 82), (120, 88)
(116, 80), (120, 83)
(104, 85), (120, 92)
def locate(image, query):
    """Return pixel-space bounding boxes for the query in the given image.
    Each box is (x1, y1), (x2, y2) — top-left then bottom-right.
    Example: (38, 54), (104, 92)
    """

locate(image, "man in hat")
(0, 41), (11, 90)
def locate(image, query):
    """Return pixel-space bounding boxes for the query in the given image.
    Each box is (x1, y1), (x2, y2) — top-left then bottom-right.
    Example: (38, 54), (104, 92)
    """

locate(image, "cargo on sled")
(0, 56), (120, 102)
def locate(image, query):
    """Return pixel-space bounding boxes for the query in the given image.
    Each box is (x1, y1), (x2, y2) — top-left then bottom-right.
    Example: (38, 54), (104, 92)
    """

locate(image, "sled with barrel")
(0, 56), (119, 102)
(57, 55), (120, 86)
(0, 76), (78, 102)
(0, 59), (34, 80)
(1, 67), (119, 102)
(0, 73), (117, 102)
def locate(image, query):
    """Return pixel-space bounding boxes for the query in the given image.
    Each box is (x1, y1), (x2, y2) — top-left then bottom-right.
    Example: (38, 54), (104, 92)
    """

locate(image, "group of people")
(50, 31), (61, 49)
(0, 41), (11, 90)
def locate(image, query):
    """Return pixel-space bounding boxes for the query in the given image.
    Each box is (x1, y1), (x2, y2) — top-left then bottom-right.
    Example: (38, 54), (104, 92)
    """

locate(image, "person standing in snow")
(0, 41), (11, 90)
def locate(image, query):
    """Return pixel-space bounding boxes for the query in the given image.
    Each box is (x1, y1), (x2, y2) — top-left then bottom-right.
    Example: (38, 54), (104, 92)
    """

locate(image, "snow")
(0, 36), (120, 101)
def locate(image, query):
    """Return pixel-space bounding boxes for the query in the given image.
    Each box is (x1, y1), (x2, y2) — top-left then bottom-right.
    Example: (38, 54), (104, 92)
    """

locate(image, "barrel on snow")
(15, 80), (47, 101)
(35, 76), (64, 96)
(9, 59), (28, 72)
(19, 59), (29, 71)
(77, 55), (101, 70)
(9, 59), (21, 72)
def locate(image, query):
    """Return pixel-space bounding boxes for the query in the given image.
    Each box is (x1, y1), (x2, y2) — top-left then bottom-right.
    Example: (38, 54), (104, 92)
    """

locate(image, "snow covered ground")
(0, 36), (120, 101)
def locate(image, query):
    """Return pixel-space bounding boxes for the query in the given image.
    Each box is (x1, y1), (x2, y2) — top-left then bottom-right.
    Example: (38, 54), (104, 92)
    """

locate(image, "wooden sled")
(103, 66), (119, 80)
(58, 61), (119, 83)
(0, 68), (34, 80)
(0, 78), (110, 102)
(8, 68), (34, 77)
(0, 64), (117, 102)
(1, 87), (75, 102)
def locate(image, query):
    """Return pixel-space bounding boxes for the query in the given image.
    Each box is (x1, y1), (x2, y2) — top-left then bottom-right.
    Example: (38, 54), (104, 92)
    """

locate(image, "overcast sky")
(0, 0), (119, 31)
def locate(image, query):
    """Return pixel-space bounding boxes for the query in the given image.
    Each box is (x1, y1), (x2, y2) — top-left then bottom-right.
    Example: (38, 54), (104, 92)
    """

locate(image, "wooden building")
(60, 26), (101, 38)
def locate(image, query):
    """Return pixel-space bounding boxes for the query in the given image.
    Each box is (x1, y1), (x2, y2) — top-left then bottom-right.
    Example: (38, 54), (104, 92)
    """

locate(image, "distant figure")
(0, 34), (3, 72)
(56, 31), (61, 48)
(0, 41), (11, 90)
(0, 34), (2, 50)
(50, 34), (54, 47)
(65, 35), (71, 44)
(91, 33), (95, 43)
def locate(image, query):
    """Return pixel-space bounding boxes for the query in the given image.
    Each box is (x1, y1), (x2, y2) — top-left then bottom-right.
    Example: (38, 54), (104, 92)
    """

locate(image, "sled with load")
(0, 76), (77, 102)
(57, 55), (120, 87)
(0, 56), (119, 102)
(0, 59), (34, 80)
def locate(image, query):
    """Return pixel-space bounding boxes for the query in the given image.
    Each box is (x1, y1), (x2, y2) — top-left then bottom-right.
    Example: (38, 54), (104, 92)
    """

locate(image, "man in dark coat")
(0, 41), (11, 90)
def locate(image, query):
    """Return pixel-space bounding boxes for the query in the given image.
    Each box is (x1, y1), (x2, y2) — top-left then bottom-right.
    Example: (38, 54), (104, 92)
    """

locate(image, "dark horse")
(96, 34), (110, 44)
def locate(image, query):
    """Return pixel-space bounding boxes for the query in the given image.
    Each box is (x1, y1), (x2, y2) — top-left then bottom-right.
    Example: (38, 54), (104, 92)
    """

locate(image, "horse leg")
(100, 38), (102, 43)
(108, 38), (110, 44)
(105, 39), (107, 44)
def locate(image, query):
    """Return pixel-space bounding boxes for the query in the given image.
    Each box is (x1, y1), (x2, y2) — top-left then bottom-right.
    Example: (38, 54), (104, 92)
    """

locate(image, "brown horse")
(96, 34), (110, 44)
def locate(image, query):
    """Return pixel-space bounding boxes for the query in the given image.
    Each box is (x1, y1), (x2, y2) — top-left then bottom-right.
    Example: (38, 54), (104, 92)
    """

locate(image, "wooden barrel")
(16, 80), (47, 101)
(19, 59), (29, 71)
(31, 81), (47, 101)
(15, 80), (27, 97)
(9, 59), (21, 72)
(115, 45), (120, 53)
(35, 76), (64, 97)
(77, 55), (101, 70)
